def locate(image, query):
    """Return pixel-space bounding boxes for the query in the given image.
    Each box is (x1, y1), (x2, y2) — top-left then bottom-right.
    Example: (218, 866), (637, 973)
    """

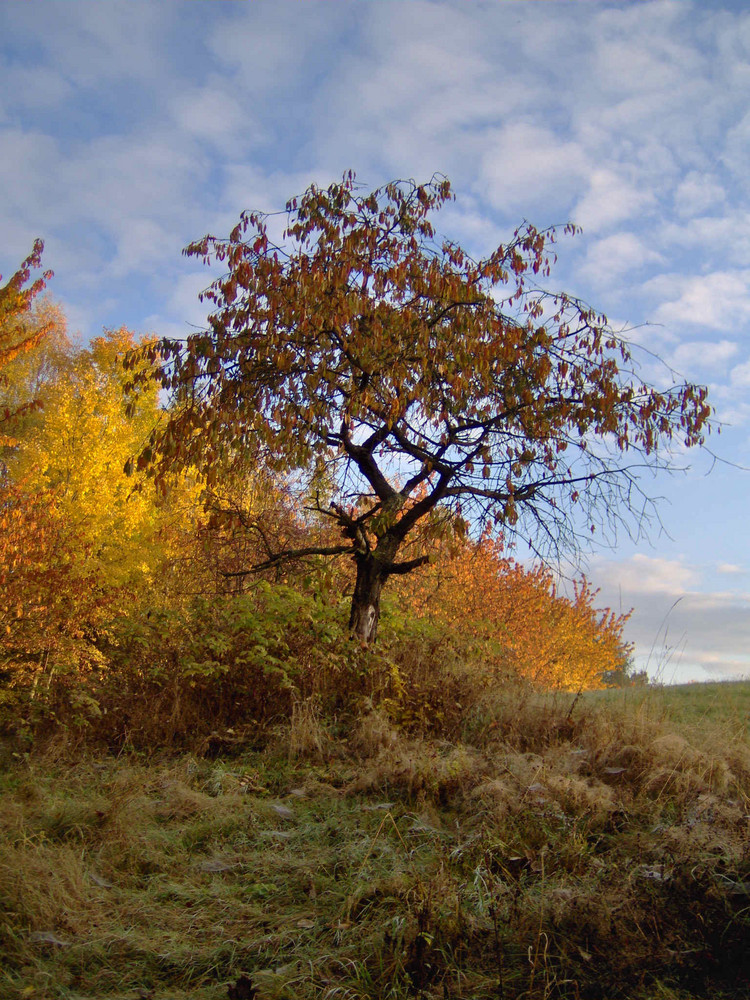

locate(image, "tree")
(0, 240), (53, 448)
(7, 328), (185, 590)
(395, 530), (630, 690)
(126, 174), (711, 642)
(0, 483), (109, 712)
(0, 323), (209, 732)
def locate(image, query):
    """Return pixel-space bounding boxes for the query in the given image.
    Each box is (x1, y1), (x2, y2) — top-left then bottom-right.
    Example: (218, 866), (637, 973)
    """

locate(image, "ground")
(1, 682), (749, 999)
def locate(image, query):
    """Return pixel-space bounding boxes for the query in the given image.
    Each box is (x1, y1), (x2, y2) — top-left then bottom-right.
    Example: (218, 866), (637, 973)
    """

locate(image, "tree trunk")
(348, 553), (388, 643)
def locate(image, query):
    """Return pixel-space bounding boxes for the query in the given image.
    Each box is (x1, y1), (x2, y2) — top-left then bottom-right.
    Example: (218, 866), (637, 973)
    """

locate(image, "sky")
(2, 0), (750, 683)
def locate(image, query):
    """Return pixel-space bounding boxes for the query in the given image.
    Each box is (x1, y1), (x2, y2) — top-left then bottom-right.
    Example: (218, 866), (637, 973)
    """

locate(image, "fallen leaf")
(238, 773), (266, 793)
(270, 802), (295, 820)
(87, 871), (114, 888)
(29, 931), (71, 947)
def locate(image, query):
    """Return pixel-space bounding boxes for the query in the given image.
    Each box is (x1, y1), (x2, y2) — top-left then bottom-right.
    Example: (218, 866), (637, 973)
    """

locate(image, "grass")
(585, 679), (750, 739)
(1, 680), (750, 999)
(646, 679), (750, 732)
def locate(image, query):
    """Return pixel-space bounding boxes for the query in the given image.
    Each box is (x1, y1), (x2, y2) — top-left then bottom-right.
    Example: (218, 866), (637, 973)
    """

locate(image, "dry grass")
(1, 676), (749, 999)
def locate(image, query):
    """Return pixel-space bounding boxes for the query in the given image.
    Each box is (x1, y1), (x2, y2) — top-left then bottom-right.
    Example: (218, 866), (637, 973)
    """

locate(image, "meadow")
(2, 676), (748, 1000)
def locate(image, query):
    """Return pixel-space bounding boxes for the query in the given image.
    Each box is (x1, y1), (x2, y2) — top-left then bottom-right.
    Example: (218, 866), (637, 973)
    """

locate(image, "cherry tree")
(126, 175), (710, 641)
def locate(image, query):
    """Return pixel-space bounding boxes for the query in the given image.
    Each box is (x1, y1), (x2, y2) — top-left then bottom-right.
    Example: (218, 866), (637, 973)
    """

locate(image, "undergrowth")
(0, 586), (517, 753)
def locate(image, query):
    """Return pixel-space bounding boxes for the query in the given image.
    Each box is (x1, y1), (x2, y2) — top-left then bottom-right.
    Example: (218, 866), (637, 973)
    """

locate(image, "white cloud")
(70, 132), (206, 224)
(717, 562), (745, 575)
(54, 296), (98, 344)
(167, 271), (217, 326)
(0, 61), (74, 111)
(302, 3), (542, 186)
(593, 3), (705, 99)
(646, 271), (750, 331)
(208, 0), (343, 95)
(574, 4), (722, 187)
(659, 213), (750, 268)
(480, 123), (588, 216)
(708, 393), (750, 428)
(729, 357), (750, 388)
(573, 169), (655, 235)
(108, 218), (180, 281)
(596, 553), (700, 597)
(669, 338), (738, 377)
(589, 553), (750, 682)
(723, 109), (750, 181)
(437, 198), (507, 260)
(673, 171), (726, 217)
(141, 269), (219, 344)
(4, 1), (174, 88)
(0, 129), (62, 227)
(169, 85), (257, 149)
(579, 232), (664, 286)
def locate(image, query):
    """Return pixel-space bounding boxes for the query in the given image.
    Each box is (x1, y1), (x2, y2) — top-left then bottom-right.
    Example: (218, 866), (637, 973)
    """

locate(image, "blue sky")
(2, 0), (750, 683)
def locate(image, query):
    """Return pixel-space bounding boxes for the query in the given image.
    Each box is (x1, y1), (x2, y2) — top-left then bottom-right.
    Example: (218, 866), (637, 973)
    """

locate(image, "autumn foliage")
(0, 240), (56, 449)
(395, 531), (629, 691)
(0, 485), (114, 730)
(0, 187), (704, 746)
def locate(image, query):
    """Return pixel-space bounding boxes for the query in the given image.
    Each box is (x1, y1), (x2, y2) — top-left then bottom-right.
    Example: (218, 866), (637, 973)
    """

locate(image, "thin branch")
(224, 544), (353, 577)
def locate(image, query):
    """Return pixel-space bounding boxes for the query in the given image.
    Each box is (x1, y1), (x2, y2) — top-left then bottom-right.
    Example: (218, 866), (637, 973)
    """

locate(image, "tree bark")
(348, 552), (388, 643)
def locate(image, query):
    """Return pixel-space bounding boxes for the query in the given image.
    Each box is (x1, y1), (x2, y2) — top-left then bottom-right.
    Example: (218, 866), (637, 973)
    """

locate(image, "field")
(585, 680), (750, 733)
(1, 680), (749, 1000)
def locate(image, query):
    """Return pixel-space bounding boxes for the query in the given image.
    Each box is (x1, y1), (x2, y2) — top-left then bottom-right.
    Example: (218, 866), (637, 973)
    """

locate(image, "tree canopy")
(0, 240), (53, 448)
(126, 174), (711, 641)
(9, 328), (173, 588)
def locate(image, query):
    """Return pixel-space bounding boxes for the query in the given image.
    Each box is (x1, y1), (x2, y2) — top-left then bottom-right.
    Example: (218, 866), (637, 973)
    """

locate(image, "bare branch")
(224, 543), (354, 578)
(388, 554), (431, 575)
